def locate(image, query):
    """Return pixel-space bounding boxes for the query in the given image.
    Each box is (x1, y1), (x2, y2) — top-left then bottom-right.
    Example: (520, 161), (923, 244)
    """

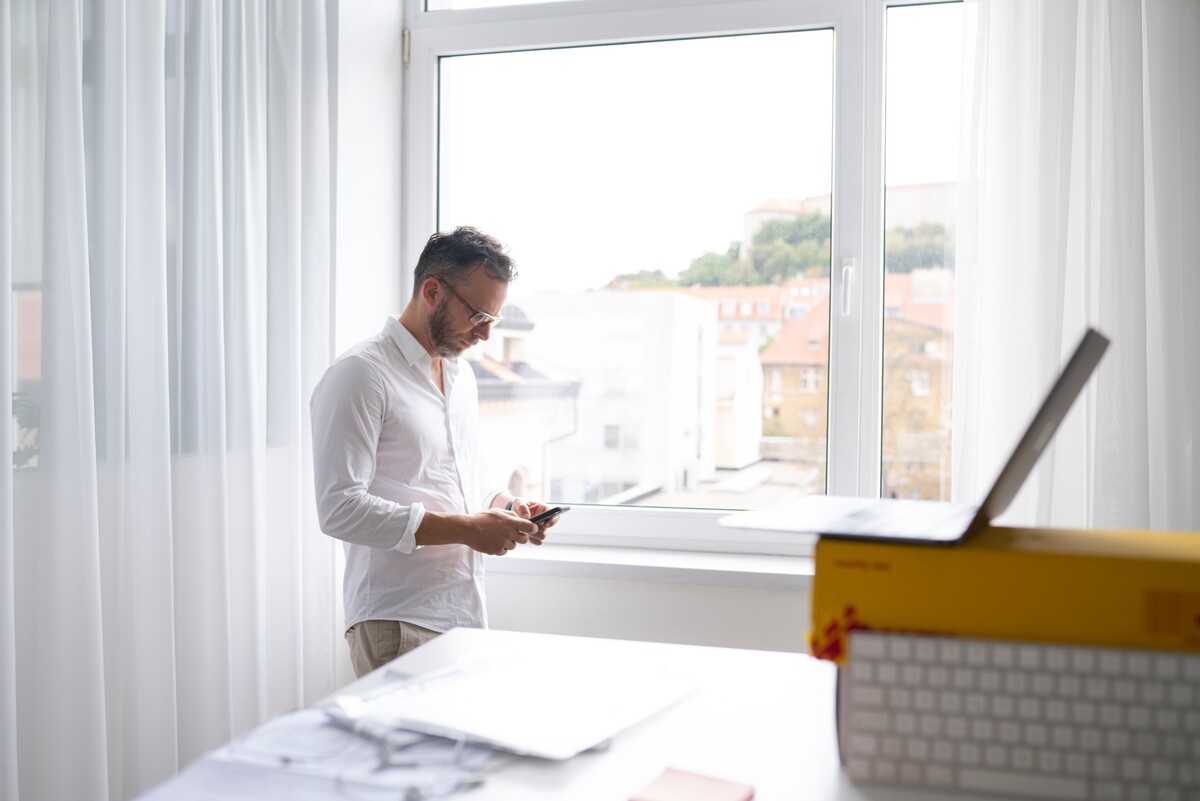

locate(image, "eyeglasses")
(441, 280), (502, 327)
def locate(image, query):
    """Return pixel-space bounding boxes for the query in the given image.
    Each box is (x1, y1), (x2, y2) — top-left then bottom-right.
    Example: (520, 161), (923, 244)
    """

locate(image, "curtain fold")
(955, 0), (1199, 532)
(1, 1), (342, 798)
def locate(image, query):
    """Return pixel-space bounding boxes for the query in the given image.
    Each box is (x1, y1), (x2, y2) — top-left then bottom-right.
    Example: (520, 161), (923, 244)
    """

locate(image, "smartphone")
(530, 505), (570, 525)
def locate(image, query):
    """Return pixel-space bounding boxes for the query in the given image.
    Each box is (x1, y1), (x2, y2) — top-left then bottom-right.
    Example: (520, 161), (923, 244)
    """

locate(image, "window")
(881, 2), (961, 500)
(403, 0), (964, 553)
(604, 425), (620, 450)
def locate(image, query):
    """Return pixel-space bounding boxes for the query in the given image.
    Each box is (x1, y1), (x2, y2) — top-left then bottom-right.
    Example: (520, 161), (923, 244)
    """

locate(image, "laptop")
(720, 327), (1110, 545)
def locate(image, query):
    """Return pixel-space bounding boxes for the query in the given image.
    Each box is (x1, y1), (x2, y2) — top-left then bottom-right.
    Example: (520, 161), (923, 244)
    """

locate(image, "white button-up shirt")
(310, 316), (499, 632)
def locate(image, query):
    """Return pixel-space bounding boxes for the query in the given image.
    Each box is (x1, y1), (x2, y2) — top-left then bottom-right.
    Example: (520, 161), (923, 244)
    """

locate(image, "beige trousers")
(345, 619), (441, 678)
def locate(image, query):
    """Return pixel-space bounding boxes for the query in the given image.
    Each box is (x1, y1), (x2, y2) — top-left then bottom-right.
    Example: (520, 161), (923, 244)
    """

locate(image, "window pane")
(881, 2), (961, 500)
(439, 31), (834, 510)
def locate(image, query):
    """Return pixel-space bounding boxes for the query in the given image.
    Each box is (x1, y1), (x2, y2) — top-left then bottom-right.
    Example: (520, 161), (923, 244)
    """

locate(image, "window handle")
(840, 257), (856, 315)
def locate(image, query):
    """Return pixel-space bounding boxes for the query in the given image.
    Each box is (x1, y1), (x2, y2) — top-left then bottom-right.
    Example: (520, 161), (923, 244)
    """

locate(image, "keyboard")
(839, 631), (1200, 800)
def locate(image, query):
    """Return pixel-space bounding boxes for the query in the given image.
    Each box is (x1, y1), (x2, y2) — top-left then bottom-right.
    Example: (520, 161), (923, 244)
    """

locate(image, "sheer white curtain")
(954, 0), (1199, 533)
(1, 1), (345, 799)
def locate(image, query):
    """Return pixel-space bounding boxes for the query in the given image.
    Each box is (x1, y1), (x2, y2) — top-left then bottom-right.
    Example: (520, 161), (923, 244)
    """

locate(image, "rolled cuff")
(392, 502), (425, 554)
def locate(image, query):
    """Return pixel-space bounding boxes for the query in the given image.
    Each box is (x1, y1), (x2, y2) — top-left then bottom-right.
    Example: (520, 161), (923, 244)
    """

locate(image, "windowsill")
(484, 543), (813, 590)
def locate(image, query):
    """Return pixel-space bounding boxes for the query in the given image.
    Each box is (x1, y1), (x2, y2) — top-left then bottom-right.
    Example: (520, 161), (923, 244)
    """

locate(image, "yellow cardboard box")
(810, 526), (1200, 663)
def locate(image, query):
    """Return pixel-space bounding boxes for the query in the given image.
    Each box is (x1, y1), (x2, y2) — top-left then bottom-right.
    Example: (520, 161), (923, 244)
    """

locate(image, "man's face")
(426, 268), (507, 358)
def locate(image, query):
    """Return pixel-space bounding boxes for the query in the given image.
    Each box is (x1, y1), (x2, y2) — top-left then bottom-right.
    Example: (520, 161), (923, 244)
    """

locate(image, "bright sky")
(438, 4), (962, 294)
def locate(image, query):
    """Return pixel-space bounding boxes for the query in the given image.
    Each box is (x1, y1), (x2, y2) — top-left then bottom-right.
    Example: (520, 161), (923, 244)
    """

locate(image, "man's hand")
(498, 497), (562, 545)
(414, 508), (537, 555)
(466, 508), (539, 556)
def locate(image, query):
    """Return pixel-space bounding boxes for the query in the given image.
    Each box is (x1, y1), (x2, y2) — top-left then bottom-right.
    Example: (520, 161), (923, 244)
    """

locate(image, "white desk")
(142, 628), (1007, 800)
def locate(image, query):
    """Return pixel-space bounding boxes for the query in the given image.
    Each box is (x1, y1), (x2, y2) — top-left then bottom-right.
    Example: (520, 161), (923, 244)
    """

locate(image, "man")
(311, 226), (559, 677)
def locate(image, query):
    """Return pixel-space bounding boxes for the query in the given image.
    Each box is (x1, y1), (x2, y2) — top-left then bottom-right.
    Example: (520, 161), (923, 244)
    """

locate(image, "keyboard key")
(850, 686), (885, 707)
(1045, 647), (1069, 671)
(958, 768), (1087, 799)
(1149, 759), (1174, 783)
(1018, 646), (1042, 670)
(854, 635), (886, 660)
(1051, 725), (1075, 749)
(914, 639), (937, 663)
(1078, 727), (1103, 751)
(945, 716), (968, 739)
(958, 741), (981, 765)
(1154, 654), (1180, 680)
(1018, 697), (1042, 720)
(939, 641), (963, 664)
(1064, 751), (1089, 776)
(1007, 672), (1029, 694)
(1038, 749), (1062, 773)
(848, 710), (890, 732)
(926, 764), (953, 787)
(972, 718), (995, 741)
(847, 733), (878, 756)
(1032, 672), (1056, 696)
(1099, 650), (1124, 675)
(905, 738), (929, 760)
(1093, 754), (1117, 779)
(993, 645), (1015, 668)
(848, 661), (873, 682)
(1121, 756), (1146, 782)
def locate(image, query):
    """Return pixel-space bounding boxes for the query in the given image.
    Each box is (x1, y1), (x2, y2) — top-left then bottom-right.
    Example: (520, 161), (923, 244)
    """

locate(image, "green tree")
(677, 242), (755, 286)
(749, 212), (832, 281)
(884, 222), (955, 272)
(607, 269), (675, 289)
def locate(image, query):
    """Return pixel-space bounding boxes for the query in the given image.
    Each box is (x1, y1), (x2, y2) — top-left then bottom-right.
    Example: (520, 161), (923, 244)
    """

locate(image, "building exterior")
(468, 305), (582, 500)
(499, 290), (717, 504)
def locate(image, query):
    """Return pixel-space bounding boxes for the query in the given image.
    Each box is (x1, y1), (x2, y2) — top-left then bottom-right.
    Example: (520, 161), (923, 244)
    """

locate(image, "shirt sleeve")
(310, 355), (422, 554)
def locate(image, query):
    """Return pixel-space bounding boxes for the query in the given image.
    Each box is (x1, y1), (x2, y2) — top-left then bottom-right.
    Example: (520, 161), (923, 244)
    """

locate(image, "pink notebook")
(630, 767), (755, 801)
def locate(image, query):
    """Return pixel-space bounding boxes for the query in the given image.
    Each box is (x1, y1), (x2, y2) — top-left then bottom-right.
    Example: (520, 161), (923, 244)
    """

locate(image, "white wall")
(486, 572), (811, 653)
(335, 0), (405, 355)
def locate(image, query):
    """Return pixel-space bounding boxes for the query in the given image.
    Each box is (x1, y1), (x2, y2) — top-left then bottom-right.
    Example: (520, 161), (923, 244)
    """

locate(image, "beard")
(427, 296), (470, 358)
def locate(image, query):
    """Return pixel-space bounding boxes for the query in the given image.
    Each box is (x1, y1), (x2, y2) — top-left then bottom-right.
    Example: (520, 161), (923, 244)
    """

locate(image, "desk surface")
(332, 627), (983, 801)
(142, 628), (1009, 801)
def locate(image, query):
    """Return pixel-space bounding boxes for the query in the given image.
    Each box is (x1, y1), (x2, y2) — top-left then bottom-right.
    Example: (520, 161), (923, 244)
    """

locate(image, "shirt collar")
(384, 315), (461, 378)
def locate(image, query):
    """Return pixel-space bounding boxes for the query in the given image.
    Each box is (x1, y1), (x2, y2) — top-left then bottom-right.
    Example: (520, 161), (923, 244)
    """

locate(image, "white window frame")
(401, 0), (945, 556)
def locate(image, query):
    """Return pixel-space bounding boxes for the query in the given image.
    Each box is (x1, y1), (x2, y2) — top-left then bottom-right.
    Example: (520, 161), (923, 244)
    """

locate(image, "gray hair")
(413, 226), (516, 287)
